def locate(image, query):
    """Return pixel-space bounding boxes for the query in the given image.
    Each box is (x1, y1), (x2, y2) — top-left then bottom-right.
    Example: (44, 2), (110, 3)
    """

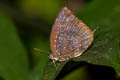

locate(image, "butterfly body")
(50, 7), (95, 62)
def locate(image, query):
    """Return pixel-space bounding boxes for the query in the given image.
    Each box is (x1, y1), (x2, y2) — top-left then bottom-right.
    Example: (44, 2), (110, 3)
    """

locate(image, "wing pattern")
(50, 7), (94, 61)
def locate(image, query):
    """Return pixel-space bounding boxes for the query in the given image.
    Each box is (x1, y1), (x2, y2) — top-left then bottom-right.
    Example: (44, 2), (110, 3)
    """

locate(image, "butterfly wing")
(50, 7), (94, 61)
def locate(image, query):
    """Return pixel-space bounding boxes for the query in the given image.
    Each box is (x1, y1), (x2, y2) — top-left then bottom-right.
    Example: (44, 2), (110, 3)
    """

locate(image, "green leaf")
(73, 0), (120, 74)
(27, 0), (120, 79)
(0, 9), (30, 80)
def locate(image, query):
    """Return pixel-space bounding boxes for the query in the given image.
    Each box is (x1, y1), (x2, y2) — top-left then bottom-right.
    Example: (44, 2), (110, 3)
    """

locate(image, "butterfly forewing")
(50, 7), (94, 62)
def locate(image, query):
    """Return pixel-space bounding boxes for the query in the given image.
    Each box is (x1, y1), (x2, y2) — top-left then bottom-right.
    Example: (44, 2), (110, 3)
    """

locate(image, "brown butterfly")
(49, 7), (96, 62)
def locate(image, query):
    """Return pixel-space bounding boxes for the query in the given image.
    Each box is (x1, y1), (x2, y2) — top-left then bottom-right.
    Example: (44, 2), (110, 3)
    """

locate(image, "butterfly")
(49, 7), (96, 62)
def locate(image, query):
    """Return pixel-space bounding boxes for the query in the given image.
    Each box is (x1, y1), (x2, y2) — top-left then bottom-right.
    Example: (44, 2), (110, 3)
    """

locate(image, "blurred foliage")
(0, 0), (120, 80)
(0, 8), (30, 80)
(19, 0), (62, 23)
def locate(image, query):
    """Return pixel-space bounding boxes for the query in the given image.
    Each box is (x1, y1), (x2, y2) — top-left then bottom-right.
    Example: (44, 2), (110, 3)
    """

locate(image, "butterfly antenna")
(92, 26), (99, 34)
(33, 48), (50, 54)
